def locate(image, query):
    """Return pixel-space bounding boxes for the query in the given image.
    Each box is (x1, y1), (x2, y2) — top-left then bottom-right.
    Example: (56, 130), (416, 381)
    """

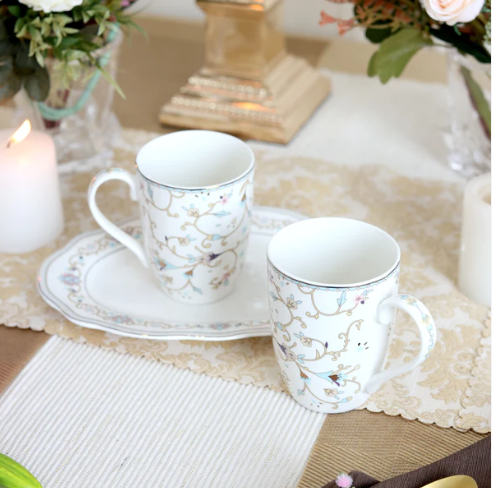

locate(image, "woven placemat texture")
(297, 410), (485, 488)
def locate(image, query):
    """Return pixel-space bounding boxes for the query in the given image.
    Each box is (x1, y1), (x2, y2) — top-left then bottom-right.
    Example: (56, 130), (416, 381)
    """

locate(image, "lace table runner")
(1, 126), (489, 432)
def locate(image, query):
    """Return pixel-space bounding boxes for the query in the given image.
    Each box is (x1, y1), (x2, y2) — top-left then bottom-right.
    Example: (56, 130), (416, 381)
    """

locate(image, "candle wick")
(6, 139), (12, 149)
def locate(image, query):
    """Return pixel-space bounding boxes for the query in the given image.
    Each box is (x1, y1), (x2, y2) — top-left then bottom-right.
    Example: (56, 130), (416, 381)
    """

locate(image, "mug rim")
(267, 217), (401, 288)
(135, 130), (255, 192)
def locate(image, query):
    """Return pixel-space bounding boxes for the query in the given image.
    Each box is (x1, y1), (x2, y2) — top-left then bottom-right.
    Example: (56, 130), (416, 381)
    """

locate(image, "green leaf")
(0, 21), (10, 41)
(23, 67), (50, 101)
(367, 51), (379, 77)
(58, 36), (80, 49)
(79, 24), (100, 40)
(0, 57), (13, 86)
(53, 23), (62, 43)
(367, 29), (432, 83)
(0, 73), (22, 102)
(431, 26), (491, 64)
(16, 24), (28, 38)
(366, 26), (394, 44)
(14, 18), (25, 33)
(7, 5), (22, 18)
(460, 66), (491, 136)
(98, 65), (125, 99)
(53, 14), (73, 26)
(28, 26), (43, 44)
(0, 40), (14, 57)
(35, 51), (45, 68)
(15, 46), (40, 76)
(119, 18), (147, 39)
(41, 22), (51, 37)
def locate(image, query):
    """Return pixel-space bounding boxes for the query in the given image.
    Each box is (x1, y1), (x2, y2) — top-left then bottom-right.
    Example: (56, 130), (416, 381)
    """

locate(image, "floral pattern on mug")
(267, 262), (401, 412)
(138, 171), (254, 303)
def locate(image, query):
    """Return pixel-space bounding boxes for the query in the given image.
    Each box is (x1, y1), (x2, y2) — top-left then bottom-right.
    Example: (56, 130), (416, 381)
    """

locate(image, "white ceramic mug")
(267, 217), (436, 413)
(88, 130), (255, 304)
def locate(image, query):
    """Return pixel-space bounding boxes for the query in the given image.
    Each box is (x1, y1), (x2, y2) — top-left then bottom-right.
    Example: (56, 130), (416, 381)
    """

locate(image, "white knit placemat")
(0, 335), (324, 488)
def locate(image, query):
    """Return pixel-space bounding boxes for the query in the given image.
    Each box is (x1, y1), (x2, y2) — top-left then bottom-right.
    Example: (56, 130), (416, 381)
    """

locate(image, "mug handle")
(365, 294), (436, 395)
(88, 168), (148, 268)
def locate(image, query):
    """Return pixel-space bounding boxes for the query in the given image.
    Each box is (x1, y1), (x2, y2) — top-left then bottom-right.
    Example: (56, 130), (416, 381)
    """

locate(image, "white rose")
(422, 0), (485, 25)
(18, 0), (83, 13)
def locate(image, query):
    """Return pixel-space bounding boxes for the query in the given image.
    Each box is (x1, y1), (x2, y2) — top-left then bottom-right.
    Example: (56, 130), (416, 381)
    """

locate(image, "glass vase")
(445, 51), (491, 179)
(13, 29), (123, 175)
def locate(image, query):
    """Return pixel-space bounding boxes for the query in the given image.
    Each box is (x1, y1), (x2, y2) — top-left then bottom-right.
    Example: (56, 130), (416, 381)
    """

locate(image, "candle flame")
(8, 120), (31, 147)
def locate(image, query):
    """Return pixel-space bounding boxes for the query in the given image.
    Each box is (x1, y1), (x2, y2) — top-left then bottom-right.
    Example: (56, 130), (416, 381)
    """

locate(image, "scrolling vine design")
(299, 287), (372, 319)
(274, 333), (362, 409)
(268, 267), (375, 410)
(139, 175), (253, 298)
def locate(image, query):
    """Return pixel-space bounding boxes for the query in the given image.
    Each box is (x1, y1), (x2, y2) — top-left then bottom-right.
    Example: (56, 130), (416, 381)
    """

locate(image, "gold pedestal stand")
(159, 0), (331, 144)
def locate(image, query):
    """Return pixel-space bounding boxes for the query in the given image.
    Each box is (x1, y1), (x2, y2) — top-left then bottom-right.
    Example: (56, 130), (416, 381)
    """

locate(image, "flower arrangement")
(0, 0), (140, 103)
(320, 0), (491, 83)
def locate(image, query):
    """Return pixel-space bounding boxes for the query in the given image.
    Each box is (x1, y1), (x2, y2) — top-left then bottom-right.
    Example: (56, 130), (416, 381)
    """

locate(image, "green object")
(365, 26), (394, 44)
(0, 35), (50, 103)
(7, 6), (22, 18)
(368, 29), (432, 83)
(431, 25), (491, 65)
(0, 1), (140, 105)
(24, 68), (50, 102)
(460, 65), (492, 136)
(0, 453), (42, 488)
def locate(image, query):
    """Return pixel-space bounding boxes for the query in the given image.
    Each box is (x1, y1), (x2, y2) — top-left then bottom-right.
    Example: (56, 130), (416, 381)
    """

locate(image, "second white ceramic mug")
(267, 218), (436, 413)
(88, 130), (255, 305)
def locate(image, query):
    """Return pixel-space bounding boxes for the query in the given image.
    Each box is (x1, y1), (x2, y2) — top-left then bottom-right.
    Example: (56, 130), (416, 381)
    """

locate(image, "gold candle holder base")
(159, 0), (331, 144)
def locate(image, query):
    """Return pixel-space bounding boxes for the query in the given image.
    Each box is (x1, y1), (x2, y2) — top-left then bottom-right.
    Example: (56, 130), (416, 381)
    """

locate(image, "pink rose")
(422, 0), (485, 25)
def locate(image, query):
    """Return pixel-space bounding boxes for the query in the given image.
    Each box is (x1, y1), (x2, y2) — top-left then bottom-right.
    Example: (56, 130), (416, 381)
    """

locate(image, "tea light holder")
(458, 173), (491, 307)
(0, 120), (64, 254)
(159, 0), (331, 144)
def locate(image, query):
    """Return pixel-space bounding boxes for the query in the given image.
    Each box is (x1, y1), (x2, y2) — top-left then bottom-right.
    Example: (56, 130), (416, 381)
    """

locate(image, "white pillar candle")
(458, 173), (491, 307)
(0, 121), (64, 254)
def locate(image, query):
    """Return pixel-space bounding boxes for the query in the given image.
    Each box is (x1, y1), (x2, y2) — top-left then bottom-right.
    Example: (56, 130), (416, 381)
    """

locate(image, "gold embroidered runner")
(0, 128), (489, 433)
